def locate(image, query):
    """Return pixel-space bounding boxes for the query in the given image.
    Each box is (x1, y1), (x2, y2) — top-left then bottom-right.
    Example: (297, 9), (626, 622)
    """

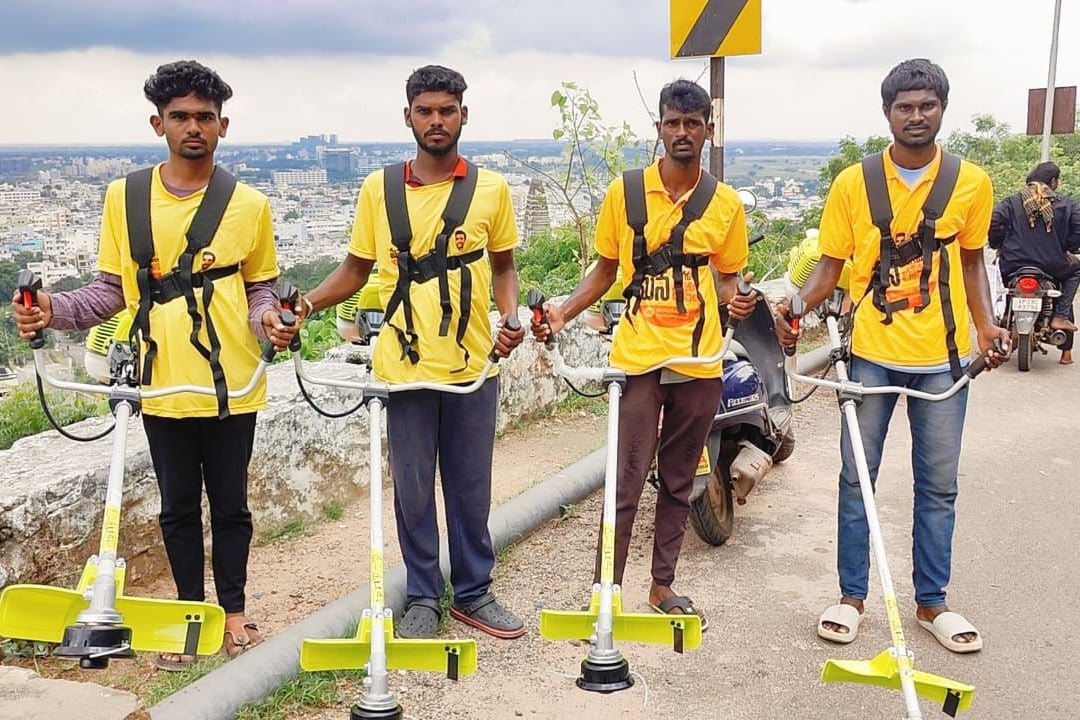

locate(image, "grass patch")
(437, 584), (454, 633)
(143, 654), (229, 706)
(322, 502), (345, 522)
(258, 519), (311, 545)
(235, 668), (367, 720)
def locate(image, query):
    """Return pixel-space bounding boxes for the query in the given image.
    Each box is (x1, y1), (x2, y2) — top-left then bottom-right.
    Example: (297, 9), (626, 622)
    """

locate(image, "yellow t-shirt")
(596, 160), (748, 377)
(348, 164), (519, 384)
(97, 164), (280, 417)
(819, 145), (993, 366)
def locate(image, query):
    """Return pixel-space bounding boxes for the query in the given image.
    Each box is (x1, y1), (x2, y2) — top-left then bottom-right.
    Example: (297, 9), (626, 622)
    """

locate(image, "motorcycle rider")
(989, 161), (1080, 364)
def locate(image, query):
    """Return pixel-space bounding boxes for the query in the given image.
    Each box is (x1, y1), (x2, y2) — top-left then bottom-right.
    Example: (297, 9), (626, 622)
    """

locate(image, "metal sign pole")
(1041, 0), (1063, 162)
(710, 57), (725, 181)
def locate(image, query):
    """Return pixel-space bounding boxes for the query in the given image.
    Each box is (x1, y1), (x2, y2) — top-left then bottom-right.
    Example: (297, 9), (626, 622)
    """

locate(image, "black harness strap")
(382, 161), (481, 369)
(860, 151), (964, 379)
(126, 166), (238, 418)
(621, 169), (716, 356)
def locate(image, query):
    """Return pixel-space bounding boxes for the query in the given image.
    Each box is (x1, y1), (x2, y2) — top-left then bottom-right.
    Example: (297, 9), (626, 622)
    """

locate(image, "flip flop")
(154, 653), (198, 672)
(917, 611), (983, 654)
(817, 603), (863, 644)
(222, 620), (263, 658)
(648, 595), (709, 632)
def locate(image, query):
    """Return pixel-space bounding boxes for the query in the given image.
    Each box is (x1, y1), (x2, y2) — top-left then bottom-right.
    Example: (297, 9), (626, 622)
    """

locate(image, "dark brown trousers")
(594, 372), (724, 588)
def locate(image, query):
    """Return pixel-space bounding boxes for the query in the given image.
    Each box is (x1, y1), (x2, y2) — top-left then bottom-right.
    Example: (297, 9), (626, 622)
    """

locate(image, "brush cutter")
(784, 294), (996, 718)
(292, 293), (512, 719)
(529, 286), (749, 692)
(0, 271), (284, 668)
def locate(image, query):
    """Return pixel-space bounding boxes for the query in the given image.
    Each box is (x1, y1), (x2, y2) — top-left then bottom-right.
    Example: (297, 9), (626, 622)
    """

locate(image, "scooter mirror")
(736, 188), (758, 214)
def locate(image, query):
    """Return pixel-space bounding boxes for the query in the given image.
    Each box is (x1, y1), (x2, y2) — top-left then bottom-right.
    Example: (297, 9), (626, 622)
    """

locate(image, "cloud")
(0, 0), (663, 57)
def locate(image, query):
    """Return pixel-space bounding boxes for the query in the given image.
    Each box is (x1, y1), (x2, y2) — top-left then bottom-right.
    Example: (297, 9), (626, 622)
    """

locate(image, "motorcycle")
(1000, 266), (1067, 372)
(681, 289), (794, 546)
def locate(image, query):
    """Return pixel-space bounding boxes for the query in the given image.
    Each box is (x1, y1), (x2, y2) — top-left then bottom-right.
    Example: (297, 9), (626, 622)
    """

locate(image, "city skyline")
(1, 0), (1075, 145)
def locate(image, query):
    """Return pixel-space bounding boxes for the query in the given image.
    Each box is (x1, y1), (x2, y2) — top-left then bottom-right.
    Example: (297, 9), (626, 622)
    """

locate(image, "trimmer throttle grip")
(527, 289), (555, 350)
(488, 313), (523, 362)
(17, 269), (45, 349)
(783, 294), (806, 357)
(966, 339), (1005, 378)
(276, 281), (302, 353)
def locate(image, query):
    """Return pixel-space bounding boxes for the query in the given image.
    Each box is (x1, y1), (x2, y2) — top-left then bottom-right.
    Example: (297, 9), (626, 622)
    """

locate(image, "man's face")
(884, 89), (944, 150)
(405, 91), (467, 157)
(150, 93), (227, 160)
(656, 106), (711, 165)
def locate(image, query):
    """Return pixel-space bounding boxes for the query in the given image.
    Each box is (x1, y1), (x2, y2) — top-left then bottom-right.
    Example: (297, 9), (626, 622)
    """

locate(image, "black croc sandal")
(450, 592), (525, 639)
(397, 598), (441, 639)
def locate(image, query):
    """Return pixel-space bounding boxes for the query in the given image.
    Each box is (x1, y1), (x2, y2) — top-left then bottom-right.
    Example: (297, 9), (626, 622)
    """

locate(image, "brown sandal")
(222, 619), (263, 658)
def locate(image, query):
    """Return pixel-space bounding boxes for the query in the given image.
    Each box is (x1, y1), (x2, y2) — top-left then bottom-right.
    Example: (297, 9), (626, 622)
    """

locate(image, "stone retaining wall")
(0, 310), (609, 590)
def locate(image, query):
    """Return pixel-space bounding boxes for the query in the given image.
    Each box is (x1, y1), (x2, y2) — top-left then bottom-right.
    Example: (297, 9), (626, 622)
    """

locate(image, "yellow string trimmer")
(785, 294), (991, 718)
(292, 291), (499, 719)
(529, 289), (734, 692)
(0, 271), (297, 667)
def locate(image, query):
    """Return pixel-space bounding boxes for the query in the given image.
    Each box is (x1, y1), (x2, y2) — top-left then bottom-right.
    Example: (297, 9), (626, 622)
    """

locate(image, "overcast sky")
(1, 0), (1075, 145)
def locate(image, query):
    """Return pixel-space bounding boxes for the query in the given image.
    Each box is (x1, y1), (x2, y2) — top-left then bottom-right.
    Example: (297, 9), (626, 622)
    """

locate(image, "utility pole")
(710, 57), (725, 181)
(1040, 0), (1063, 162)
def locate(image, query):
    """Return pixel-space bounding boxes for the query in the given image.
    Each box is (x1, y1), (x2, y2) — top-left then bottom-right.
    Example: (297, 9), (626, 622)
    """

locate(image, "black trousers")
(143, 412), (257, 614)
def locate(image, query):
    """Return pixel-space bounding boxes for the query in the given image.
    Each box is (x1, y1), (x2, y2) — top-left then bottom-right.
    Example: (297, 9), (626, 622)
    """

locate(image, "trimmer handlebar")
(784, 313), (990, 403)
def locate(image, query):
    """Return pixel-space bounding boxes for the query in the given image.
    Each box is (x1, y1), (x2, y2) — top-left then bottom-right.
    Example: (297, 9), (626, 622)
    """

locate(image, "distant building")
(522, 178), (552, 242)
(322, 148), (357, 181)
(272, 169), (328, 187)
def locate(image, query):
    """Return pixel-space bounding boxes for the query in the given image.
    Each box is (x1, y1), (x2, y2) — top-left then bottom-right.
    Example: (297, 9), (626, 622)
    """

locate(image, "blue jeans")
(837, 356), (969, 608)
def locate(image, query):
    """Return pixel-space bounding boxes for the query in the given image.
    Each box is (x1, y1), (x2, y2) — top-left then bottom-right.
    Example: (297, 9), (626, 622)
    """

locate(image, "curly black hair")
(658, 79), (711, 123)
(881, 59), (949, 110)
(143, 60), (233, 114)
(405, 65), (467, 104)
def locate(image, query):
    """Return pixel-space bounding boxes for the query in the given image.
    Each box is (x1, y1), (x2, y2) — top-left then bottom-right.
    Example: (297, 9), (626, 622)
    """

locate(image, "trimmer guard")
(300, 613), (477, 676)
(823, 650), (974, 714)
(539, 589), (701, 650)
(0, 584), (225, 656)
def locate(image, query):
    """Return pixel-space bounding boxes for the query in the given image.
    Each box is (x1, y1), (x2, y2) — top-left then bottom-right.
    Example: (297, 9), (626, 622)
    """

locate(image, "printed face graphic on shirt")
(454, 229), (467, 251)
(201, 250), (216, 270)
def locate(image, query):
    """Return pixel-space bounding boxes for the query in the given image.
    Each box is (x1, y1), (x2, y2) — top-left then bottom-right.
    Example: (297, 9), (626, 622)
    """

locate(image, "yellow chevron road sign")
(670, 0), (762, 58)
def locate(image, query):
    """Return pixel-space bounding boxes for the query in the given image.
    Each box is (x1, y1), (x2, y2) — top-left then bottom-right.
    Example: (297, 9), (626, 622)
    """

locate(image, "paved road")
(668, 346), (1080, 719)
(384, 340), (1079, 720)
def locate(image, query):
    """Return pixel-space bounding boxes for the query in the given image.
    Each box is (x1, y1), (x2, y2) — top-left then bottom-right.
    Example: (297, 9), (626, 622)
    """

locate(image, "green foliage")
(746, 213), (806, 282)
(280, 256), (340, 293)
(0, 382), (107, 451)
(294, 312), (341, 361)
(258, 518), (311, 544)
(944, 113), (1080, 201)
(516, 225), (587, 303)
(235, 669), (366, 720)
(816, 135), (890, 198)
(143, 655), (228, 706)
(322, 501), (344, 521)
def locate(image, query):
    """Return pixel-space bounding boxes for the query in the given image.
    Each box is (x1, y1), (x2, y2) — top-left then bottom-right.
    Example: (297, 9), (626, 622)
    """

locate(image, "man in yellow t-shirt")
(12, 61), (297, 668)
(305, 65), (526, 640)
(533, 80), (755, 628)
(774, 59), (1009, 654)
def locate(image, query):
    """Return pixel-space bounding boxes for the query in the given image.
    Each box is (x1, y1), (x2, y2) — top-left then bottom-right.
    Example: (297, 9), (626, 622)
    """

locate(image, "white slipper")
(917, 611), (983, 653)
(817, 603), (863, 644)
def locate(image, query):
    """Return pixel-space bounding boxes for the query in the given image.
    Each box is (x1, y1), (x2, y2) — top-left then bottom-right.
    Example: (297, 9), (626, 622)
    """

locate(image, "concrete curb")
(149, 448), (607, 720)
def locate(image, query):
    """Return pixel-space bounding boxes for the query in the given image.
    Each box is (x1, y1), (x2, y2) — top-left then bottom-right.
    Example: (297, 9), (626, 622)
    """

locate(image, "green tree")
(507, 83), (643, 277)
